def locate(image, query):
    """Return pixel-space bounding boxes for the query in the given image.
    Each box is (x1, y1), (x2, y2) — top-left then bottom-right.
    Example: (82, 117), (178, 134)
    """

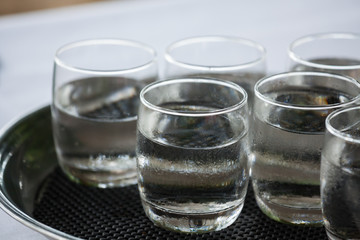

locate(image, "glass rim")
(288, 32), (360, 70)
(326, 106), (360, 144)
(140, 78), (248, 117)
(54, 38), (157, 75)
(164, 35), (266, 71)
(254, 71), (360, 110)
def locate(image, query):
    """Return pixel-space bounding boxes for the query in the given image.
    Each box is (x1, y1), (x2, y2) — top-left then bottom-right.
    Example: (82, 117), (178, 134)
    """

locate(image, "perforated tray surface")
(33, 168), (327, 240)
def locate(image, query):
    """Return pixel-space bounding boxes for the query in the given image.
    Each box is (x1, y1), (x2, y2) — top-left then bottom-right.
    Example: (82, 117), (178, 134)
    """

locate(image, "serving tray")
(0, 106), (327, 239)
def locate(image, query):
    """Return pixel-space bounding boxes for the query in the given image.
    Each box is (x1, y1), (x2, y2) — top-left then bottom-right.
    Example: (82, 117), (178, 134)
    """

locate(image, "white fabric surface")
(0, 0), (359, 238)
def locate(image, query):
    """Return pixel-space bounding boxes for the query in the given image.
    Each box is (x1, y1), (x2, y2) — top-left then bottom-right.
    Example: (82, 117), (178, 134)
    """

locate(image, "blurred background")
(0, 0), (359, 239)
(0, 0), (103, 15)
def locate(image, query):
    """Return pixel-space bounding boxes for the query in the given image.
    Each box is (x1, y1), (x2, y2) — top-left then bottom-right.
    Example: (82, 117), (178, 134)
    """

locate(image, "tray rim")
(0, 104), (328, 240)
(0, 104), (81, 240)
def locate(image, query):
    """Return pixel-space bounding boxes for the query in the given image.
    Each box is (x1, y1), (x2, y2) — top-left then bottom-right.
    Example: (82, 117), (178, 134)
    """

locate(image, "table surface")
(0, 0), (359, 239)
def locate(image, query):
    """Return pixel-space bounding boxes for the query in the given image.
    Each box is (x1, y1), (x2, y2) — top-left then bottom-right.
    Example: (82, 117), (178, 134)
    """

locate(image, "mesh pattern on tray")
(33, 168), (327, 239)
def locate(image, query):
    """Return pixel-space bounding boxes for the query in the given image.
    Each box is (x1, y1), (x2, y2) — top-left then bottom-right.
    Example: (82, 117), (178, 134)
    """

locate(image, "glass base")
(141, 200), (243, 233)
(60, 164), (137, 188)
(325, 226), (360, 240)
(326, 229), (346, 240)
(254, 193), (323, 226)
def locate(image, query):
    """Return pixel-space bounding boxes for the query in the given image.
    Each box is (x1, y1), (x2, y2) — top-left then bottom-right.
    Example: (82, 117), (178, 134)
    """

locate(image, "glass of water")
(164, 36), (266, 108)
(288, 32), (360, 81)
(137, 78), (249, 233)
(250, 71), (360, 225)
(321, 106), (360, 239)
(52, 39), (157, 188)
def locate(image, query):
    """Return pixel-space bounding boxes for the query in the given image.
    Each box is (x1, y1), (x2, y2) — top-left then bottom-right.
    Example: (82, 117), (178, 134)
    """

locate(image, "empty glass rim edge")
(326, 106), (360, 144)
(288, 32), (360, 70)
(254, 71), (360, 110)
(54, 38), (157, 75)
(140, 78), (248, 117)
(165, 35), (266, 71)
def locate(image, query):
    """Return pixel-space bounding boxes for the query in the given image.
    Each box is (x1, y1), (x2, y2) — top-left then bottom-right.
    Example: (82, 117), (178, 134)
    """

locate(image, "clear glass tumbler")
(250, 71), (360, 225)
(288, 32), (360, 81)
(52, 39), (157, 188)
(321, 106), (360, 239)
(136, 78), (250, 233)
(164, 36), (266, 108)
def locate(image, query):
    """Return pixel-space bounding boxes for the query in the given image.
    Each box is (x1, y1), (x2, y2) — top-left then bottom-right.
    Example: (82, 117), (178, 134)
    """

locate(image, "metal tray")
(0, 106), (328, 239)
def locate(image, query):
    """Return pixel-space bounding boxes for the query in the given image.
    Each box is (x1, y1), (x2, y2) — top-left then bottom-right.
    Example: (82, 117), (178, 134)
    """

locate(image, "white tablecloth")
(0, 0), (359, 239)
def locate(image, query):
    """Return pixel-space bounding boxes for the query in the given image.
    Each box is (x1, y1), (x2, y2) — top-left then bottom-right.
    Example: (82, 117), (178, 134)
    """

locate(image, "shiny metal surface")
(0, 106), (80, 239)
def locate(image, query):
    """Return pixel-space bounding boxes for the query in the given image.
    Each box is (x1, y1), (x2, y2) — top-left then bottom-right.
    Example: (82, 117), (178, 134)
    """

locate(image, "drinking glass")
(136, 78), (249, 233)
(321, 106), (360, 240)
(52, 39), (157, 188)
(164, 36), (266, 108)
(250, 71), (360, 225)
(288, 32), (360, 81)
